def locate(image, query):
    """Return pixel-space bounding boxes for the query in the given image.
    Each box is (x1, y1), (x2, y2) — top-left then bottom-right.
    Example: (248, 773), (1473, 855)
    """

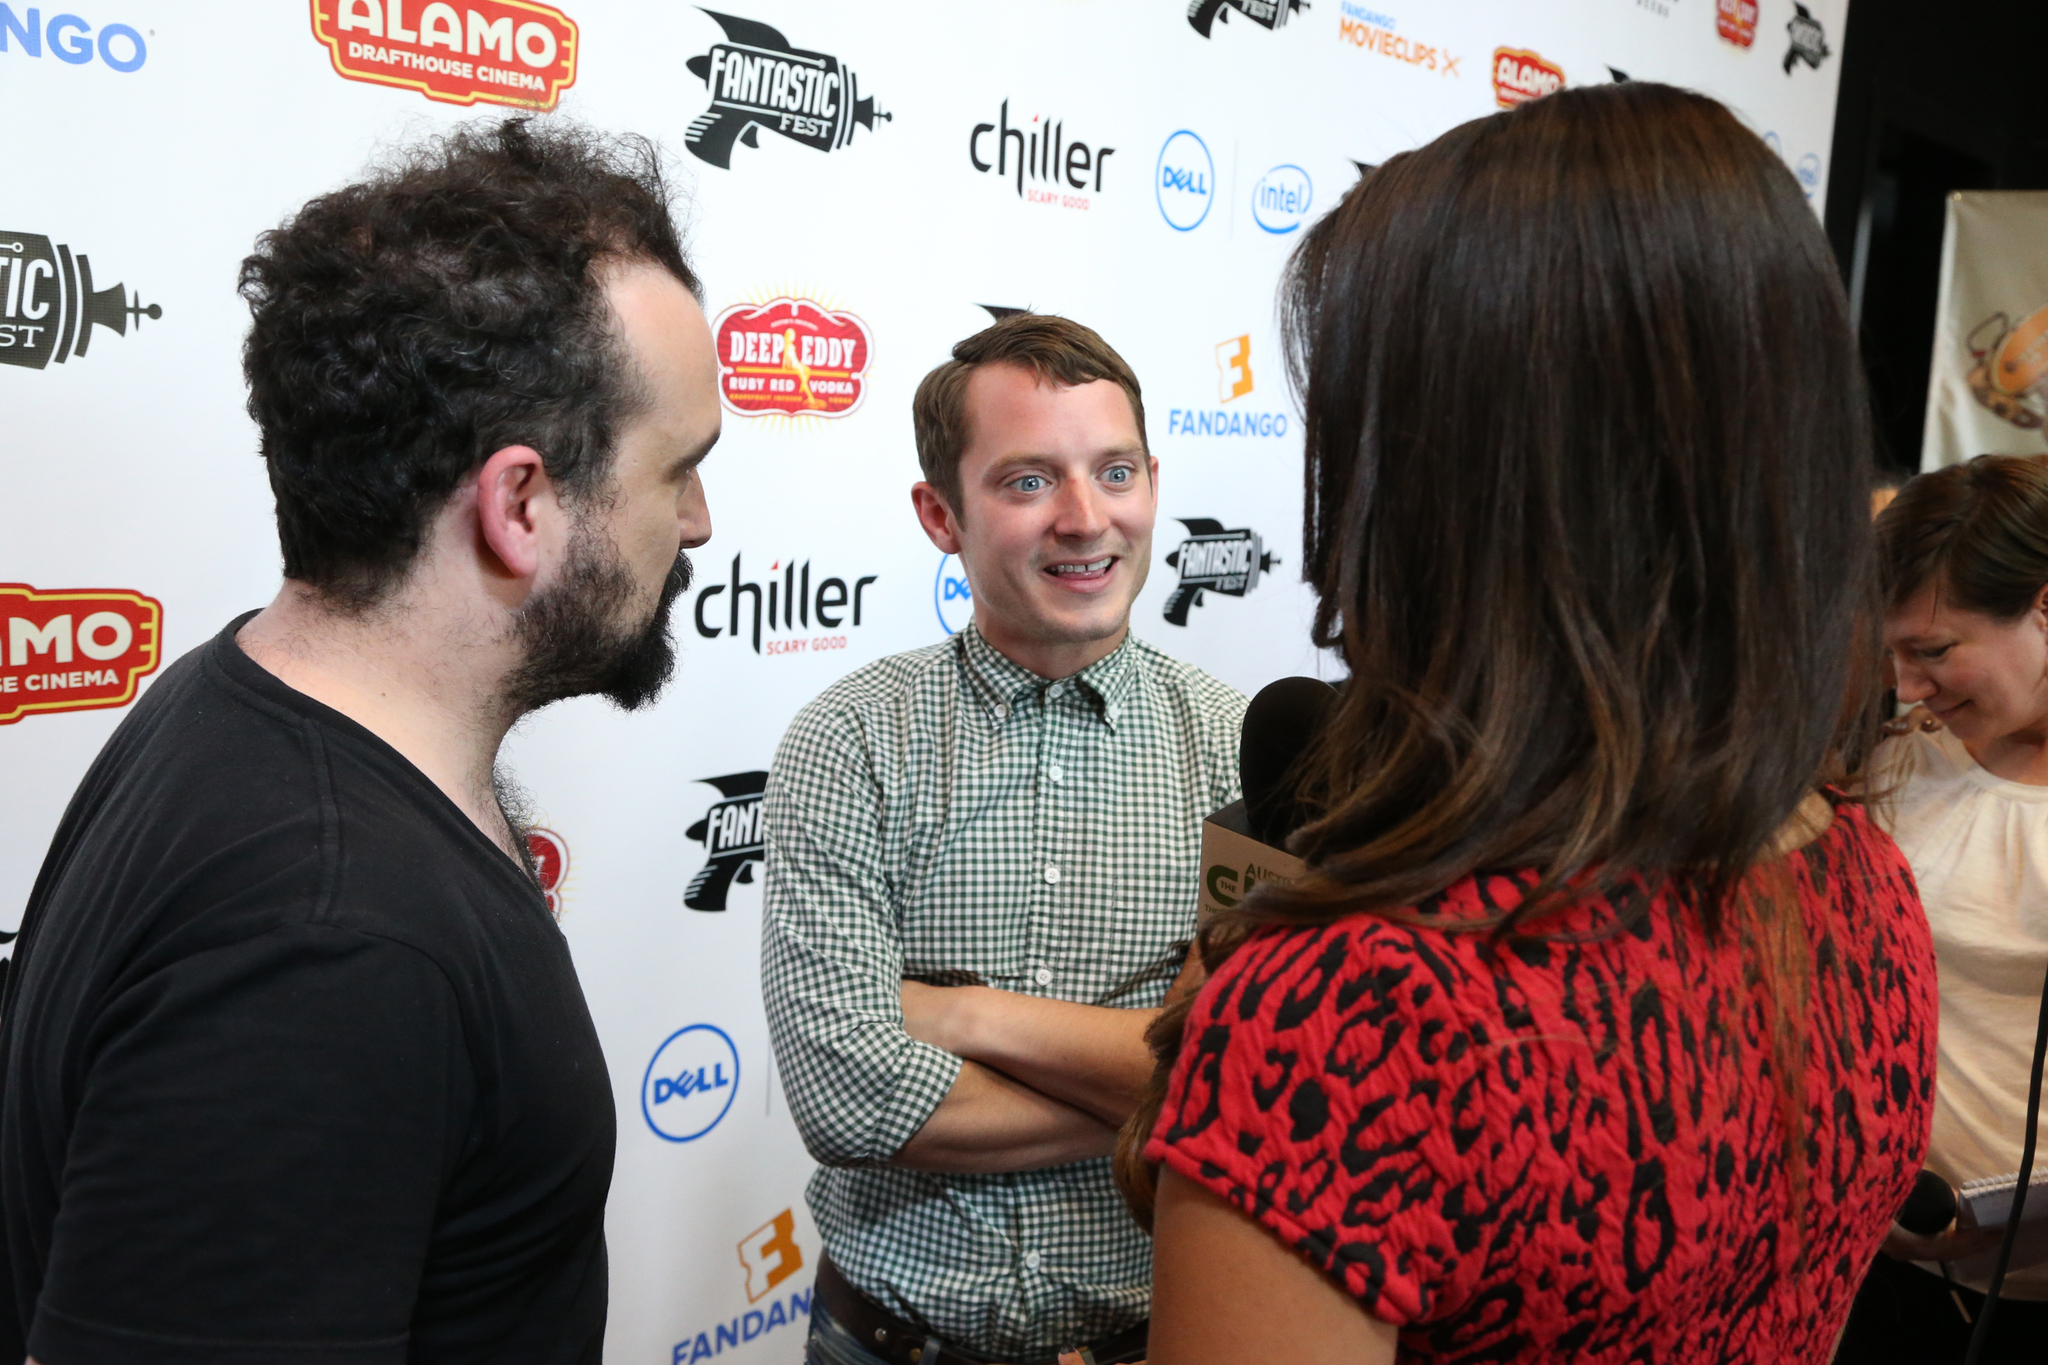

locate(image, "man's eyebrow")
(671, 428), (720, 472)
(982, 444), (1146, 477)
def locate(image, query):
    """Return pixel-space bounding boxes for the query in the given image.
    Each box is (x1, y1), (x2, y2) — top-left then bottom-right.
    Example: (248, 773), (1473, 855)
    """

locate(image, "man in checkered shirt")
(763, 314), (1246, 1365)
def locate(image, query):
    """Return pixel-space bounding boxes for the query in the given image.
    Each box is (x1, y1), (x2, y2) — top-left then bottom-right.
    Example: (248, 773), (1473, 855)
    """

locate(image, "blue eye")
(1104, 466), (1131, 484)
(1015, 475), (1047, 493)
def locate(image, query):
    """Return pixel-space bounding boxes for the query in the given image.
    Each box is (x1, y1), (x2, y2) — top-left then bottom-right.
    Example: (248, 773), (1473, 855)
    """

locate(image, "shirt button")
(1034, 968), (1053, 986)
(994, 704), (1009, 720)
(1043, 864), (1060, 884)
(1023, 1250), (1042, 1270)
(1047, 763), (1064, 783)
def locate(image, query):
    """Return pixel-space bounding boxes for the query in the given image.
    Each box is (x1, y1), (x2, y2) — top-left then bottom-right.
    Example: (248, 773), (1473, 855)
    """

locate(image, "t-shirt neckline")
(1928, 723), (2048, 803)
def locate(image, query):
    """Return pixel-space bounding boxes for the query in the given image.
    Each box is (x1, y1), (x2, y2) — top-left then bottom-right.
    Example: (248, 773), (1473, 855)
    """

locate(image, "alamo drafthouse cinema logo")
(1187, 0), (1306, 38)
(0, 230), (159, 369)
(685, 10), (888, 168)
(1, 585), (162, 725)
(684, 771), (766, 911)
(1162, 519), (1275, 626)
(310, 0), (580, 110)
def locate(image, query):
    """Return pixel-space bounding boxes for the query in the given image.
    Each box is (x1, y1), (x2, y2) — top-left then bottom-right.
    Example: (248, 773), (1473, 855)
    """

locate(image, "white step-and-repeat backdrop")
(2, 1), (1847, 1360)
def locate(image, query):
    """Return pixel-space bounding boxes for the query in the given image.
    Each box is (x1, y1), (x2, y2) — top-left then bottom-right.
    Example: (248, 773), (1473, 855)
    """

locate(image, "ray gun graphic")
(1186, 0), (1308, 38)
(684, 771), (768, 911)
(684, 11), (889, 169)
(0, 231), (159, 371)
(1163, 519), (1277, 626)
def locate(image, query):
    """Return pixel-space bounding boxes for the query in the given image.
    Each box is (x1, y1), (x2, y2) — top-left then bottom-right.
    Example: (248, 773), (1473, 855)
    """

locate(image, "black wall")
(1824, 0), (2048, 477)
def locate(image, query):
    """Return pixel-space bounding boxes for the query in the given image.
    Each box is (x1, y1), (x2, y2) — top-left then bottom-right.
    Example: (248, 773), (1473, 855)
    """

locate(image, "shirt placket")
(1028, 680), (1072, 997)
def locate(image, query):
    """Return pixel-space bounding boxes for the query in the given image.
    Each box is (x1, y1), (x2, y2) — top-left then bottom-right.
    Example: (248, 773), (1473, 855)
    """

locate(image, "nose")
(678, 476), (712, 551)
(1891, 655), (1936, 705)
(1050, 477), (1110, 543)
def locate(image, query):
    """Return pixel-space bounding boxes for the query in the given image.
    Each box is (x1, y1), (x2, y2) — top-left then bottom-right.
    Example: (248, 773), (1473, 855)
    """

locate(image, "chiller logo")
(738, 1209), (805, 1303)
(0, 230), (159, 370)
(526, 827), (569, 916)
(641, 1023), (740, 1142)
(1783, 2), (1828, 74)
(1, 585), (161, 725)
(969, 100), (1115, 210)
(311, 0), (579, 110)
(1716, 0), (1757, 47)
(1336, 5), (1461, 78)
(1492, 47), (1563, 107)
(933, 553), (973, 636)
(1156, 130), (1215, 232)
(1163, 519), (1276, 626)
(712, 297), (872, 419)
(1187, 0), (1306, 38)
(684, 771), (766, 911)
(684, 10), (889, 169)
(692, 553), (879, 655)
(0, 6), (146, 70)
(1251, 165), (1313, 234)
(1965, 307), (2048, 434)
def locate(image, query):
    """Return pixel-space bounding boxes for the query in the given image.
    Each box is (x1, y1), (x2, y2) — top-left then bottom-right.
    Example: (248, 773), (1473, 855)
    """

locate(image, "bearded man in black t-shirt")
(0, 118), (721, 1365)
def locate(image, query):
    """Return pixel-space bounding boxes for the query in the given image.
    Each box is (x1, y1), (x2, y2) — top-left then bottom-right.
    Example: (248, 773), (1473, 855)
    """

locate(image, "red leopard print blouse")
(1148, 801), (1935, 1361)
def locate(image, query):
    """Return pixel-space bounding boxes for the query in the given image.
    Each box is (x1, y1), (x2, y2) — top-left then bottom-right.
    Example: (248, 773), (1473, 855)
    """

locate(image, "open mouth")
(1043, 556), (1117, 588)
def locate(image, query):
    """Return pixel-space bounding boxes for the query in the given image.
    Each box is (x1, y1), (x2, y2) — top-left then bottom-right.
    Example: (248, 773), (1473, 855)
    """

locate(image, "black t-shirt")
(0, 615), (616, 1365)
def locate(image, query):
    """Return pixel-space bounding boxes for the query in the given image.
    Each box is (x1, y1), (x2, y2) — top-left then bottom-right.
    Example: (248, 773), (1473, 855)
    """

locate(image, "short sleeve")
(1146, 919), (1506, 1327)
(30, 925), (469, 1365)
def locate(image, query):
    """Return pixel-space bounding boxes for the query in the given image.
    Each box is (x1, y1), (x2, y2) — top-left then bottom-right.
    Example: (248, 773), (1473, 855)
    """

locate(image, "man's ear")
(474, 446), (555, 581)
(911, 481), (963, 555)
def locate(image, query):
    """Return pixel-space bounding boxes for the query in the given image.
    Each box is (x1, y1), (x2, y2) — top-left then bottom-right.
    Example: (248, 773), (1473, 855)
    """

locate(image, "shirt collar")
(956, 623), (1140, 731)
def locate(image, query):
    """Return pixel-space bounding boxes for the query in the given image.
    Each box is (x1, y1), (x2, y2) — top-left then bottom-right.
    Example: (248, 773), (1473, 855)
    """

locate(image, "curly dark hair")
(239, 117), (699, 609)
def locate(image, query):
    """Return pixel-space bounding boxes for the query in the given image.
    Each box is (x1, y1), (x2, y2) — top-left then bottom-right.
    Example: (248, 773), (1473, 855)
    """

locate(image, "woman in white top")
(1838, 454), (2048, 1364)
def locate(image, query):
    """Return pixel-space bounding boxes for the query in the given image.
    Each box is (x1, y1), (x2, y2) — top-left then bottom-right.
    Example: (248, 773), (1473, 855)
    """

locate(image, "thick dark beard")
(503, 526), (692, 716)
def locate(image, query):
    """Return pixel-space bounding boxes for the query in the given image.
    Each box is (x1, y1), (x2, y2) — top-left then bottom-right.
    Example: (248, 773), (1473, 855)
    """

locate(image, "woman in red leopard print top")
(1117, 82), (1938, 1365)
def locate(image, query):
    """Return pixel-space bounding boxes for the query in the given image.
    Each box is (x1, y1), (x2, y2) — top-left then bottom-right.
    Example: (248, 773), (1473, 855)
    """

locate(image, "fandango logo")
(1166, 407), (1289, 438)
(641, 1024), (740, 1143)
(1251, 165), (1313, 234)
(672, 1287), (813, 1364)
(0, 5), (145, 70)
(311, 0), (580, 110)
(693, 553), (878, 655)
(1156, 130), (1215, 232)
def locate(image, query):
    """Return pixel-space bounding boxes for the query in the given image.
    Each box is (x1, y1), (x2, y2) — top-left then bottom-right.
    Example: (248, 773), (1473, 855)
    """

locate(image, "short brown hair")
(1876, 454), (2048, 618)
(911, 314), (1147, 510)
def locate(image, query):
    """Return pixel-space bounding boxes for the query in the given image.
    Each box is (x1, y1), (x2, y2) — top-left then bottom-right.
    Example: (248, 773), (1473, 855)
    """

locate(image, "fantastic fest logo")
(684, 11), (889, 169)
(310, 0), (579, 110)
(712, 297), (872, 419)
(1, 230), (160, 370)
(1716, 0), (1758, 47)
(671, 1208), (814, 1363)
(1492, 47), (1564, 107)
(683, 772), (766, 911)
(525, 827), (569, 916)
(1187, 0), (1307, 38)
(0, 585), (161, 726)
(1163, 519), (1276, 626)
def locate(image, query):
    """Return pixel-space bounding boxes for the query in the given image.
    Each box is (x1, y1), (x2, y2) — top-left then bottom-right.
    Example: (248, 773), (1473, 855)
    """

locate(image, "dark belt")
(814, 1256), (1149, 1365)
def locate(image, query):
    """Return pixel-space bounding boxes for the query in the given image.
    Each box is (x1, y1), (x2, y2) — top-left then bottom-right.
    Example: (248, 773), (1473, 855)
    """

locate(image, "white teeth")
(1049, 558), (1113, 576)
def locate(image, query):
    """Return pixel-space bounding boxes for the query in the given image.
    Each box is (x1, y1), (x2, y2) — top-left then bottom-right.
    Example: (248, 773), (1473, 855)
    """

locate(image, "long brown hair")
(1118, 83), (1880, 1233)
(1876, 454), (2048, 616)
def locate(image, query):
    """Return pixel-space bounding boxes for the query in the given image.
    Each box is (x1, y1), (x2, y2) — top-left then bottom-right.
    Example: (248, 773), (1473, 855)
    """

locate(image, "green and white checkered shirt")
(762, 624), (1245, 1357)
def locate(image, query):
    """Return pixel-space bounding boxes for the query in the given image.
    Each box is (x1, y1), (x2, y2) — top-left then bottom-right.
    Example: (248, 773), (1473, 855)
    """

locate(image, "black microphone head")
(1897, 1170), (1958, 1236)
(1240, 676), (1338, 849)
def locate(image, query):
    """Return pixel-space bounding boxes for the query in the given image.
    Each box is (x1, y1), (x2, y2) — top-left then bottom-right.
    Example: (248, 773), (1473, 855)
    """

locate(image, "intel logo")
(1155, 130), (1214, 232)
(1251, 164), (1313, 234)
(933, 553), (973, 636)
(641, 1024), (740, 1143)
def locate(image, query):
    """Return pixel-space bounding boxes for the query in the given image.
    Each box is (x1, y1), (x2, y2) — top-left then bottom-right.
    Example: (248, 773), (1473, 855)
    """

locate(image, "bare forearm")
(903, 983), (1158, 1125)
(893, 1059), (1116, 1173)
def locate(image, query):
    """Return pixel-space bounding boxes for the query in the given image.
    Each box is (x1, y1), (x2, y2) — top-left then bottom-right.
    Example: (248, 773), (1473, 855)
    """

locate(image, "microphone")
(1898, 1170), (1958, 1236)
(1240, 675), (1339, 848)
(1200, 677), (1336, 916)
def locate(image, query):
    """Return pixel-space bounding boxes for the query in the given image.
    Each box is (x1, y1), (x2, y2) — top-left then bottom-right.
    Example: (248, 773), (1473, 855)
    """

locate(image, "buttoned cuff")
(868, 1036), (966, 1164)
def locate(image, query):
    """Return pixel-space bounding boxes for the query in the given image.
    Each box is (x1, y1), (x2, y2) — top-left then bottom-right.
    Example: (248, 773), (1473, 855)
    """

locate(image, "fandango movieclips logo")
(692, 553), (878, 655)
(0, 5), (145, 70)
(1251, 164), (1312, 234)
(683, 772), (766, 911)
(0, 230), (160, 370)
(673, 1286), (813, 1364)
(1167, 407), (1289, 438)
(642, 1024), (740, 1143)
(1156, 130), (1215, 232)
